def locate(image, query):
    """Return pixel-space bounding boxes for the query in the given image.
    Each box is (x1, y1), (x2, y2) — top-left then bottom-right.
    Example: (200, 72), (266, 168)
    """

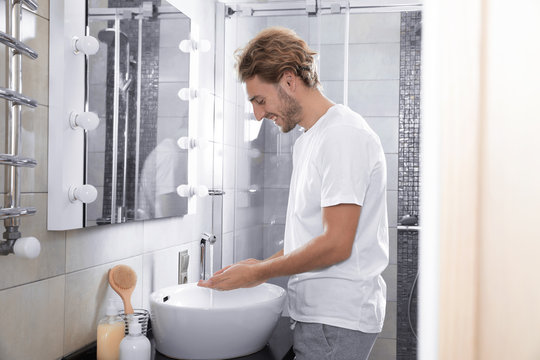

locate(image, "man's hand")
(197, 258), (265, 290)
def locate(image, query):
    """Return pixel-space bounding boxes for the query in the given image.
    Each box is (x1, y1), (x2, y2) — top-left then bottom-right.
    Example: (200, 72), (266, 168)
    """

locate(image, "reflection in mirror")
(86, 1), (191, 226)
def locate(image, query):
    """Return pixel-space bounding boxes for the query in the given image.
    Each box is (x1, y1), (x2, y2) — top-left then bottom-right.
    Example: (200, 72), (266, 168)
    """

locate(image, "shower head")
(97, 28), (129, 45)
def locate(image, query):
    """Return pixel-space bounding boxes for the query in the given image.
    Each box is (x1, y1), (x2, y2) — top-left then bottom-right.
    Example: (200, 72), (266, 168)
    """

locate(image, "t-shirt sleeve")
(316, 126), (378, 208)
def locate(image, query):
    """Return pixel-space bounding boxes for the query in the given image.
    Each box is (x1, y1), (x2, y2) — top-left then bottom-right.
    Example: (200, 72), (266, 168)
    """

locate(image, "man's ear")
(280, 70), (297, 92)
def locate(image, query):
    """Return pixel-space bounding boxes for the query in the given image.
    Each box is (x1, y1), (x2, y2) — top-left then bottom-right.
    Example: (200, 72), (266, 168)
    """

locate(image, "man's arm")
(198, 203), (361, 290)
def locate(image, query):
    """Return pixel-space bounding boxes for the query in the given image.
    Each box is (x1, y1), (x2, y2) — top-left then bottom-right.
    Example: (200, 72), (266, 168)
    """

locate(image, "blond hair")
(235, 27), (319, 88)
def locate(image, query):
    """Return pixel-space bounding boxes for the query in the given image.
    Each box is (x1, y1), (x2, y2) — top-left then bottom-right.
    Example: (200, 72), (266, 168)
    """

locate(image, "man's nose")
(253, 106), (265, 121)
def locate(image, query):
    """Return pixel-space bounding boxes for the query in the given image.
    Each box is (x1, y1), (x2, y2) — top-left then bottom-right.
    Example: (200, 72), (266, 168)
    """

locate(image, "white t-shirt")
(284, 104), (389, 333)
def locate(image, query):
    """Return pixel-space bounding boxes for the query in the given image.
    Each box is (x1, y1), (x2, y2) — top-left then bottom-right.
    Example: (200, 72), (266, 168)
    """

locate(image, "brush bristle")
(111, 265), (137, 289)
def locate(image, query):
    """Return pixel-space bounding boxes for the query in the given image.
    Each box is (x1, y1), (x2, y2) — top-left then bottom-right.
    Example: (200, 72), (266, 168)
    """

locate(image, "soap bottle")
(119, 319), (151, 360)
(97, 300), (125, 360)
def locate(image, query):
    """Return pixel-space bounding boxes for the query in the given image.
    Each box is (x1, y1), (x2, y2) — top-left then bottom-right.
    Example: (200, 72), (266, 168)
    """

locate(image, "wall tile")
(382, 264), (397, 302)
(264, 153), (293, 189)
(369, 338), (396, 360)
(266, 15), (309, 42)
(65, 221), (144, 273)
(234, 225), (263, 261)
(389, 227), (397, 265)
(380, 301), (397, 339)
(365, 116), (399, 154)
(348, 43), (400, 80)
(263, 224), (285, 259)
(159, 17), (191, 48)
(387, 190), (398, 227)
(141, 240), (200, 310)
(222, 231), (234, 268)
(88, 117), (107, 152)
(156, 116), (189, 145)
(319, 44), (345, 81)
(223, 191), (235, 234)
(0, 194), (66, 290)
(263, 188), (289, 225)
(223, 144), (236, 190)
(143, 215), (199, 253)
(308, 14), (347, 45)
(157, 81), (189, 117)
(21, 10), (49, 106)
(348, 80), (400, 117)
(321, 80), (344, 104)
(158, 47), (190, 82)
(0, 276), (65, 360)
(235, 190), (264, 230)
(386, 153), (398, 191)
(263, 120), (298, 154)
(20, 105), (48, 193)
(87, 152), (105, 187)
(349, 12), (401, 44)
(63, 256), (143, 355)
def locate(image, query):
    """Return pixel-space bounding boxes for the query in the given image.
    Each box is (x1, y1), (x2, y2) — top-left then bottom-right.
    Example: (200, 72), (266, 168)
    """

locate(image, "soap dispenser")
(97, 299), (125, 360)
(119, 319), (151, 360)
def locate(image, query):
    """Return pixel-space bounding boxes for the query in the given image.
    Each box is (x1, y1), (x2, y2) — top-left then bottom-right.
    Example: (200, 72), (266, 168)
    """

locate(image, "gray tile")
(157, 81), (189, 117)
(234, 225), (263, 261)
(143, 214), (202, 253)
(263, 224), (285, 259)
(159, 17), (191, 48)
(308, 14), (348, 45)
(368, 338), (396, 360)
(20, 105), (48, 193)
(389, 228), (397, 265)
(264, 153), (293, 189)
(382, 264), (397, 302)
(21, 11), (49, 106)
(87, 152), (105, 187)
(263, 188), (289, 225)
(386, 153), (398, 191)
(321, 80), (344, 104)
(0, 276), (65, 360)
(222, 231), (234, 268)
(319, 44), (345, 81)
(387, 190), (398, 227)
(158, 46), (190, 82)
(156, 116), (189, 144)
(266, 15), (309, 42)
(380, 301), (397, 339)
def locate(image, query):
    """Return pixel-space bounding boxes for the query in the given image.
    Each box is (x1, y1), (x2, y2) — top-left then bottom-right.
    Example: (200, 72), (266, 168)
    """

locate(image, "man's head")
(235, 27), (320, 132)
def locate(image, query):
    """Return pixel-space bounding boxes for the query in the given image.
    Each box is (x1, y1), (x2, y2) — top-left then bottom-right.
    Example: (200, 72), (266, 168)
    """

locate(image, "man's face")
(245, 75), (302, 133)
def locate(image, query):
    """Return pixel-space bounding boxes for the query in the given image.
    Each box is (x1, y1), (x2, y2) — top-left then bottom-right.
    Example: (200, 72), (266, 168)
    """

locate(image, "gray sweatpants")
(293, 321), (378, 360)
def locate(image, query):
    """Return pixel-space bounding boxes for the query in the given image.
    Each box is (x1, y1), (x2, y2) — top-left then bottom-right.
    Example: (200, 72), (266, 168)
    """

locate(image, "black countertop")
(63, 317), (294, 360)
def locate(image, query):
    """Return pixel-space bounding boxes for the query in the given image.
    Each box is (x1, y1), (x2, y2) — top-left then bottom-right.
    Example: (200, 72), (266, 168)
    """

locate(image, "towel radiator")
(0, 0), (41, 258)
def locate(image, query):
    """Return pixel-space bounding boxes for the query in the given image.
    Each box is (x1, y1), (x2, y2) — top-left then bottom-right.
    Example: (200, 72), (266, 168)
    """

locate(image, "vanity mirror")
(49, 0), (197, 230)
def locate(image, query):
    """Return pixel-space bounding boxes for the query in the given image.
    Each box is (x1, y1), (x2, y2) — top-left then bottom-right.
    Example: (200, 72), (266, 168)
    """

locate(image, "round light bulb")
(179, 39), (193, 53)
(13, 237), (41, 259)
(73, 36), (100, 55)
(69, 184), (98, 203)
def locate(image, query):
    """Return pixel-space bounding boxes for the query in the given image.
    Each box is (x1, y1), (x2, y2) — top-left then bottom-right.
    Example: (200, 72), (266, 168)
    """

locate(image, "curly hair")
(235, 27), (320, 88)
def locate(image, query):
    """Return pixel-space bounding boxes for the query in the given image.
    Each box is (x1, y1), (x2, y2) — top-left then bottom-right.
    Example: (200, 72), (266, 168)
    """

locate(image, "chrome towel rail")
(21, 0), (39, 12)
(0, 87), (38, 107)
(0, 207), (38, 220)
(0, 154), (38, 167)
(397, 225), (421, 231)
(1, 0), (41, 259)
(0, 31), (39, 59)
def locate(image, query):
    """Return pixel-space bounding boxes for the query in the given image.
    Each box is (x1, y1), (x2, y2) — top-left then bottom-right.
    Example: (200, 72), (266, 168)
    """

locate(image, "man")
(199, 27), (389, 360)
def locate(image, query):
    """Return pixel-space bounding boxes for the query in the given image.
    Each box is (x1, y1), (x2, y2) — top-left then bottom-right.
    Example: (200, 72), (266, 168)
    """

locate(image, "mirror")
(85, 1), (191, 226)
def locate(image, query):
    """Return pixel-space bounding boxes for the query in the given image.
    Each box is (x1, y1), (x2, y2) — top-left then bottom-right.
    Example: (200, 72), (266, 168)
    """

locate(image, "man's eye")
(256, 99), (265, 105)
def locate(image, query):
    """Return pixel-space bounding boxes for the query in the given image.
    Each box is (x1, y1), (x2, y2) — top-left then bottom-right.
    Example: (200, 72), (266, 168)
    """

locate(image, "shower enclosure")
(215, 2), (421, 359)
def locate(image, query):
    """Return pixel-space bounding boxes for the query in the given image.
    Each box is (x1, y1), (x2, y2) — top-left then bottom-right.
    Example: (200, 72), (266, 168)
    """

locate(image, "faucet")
(200, 232), (216, 280)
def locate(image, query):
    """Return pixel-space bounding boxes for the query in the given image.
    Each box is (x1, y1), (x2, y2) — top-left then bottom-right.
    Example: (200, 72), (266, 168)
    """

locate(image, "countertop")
(63, 317), (294, 360)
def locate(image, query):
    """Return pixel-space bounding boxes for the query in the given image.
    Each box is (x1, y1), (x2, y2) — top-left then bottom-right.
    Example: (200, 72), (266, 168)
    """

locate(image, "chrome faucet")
(200, 232), (216, 280)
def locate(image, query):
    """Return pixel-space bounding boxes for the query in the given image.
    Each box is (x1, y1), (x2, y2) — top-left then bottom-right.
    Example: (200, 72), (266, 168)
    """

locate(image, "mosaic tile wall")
(397, 10), (421, 360)
(101, 0), (161, 222)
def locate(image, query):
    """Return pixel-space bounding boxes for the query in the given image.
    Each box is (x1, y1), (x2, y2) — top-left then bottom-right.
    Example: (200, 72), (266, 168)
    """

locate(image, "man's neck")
(297, 88), (335, 131)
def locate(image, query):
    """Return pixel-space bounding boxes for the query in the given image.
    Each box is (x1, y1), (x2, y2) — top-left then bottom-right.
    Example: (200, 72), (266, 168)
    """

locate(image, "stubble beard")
(276, 85), (302, 133)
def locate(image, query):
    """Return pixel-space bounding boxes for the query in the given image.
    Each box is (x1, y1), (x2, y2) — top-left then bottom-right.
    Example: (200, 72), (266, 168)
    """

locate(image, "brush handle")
(122, 295), (134, 315)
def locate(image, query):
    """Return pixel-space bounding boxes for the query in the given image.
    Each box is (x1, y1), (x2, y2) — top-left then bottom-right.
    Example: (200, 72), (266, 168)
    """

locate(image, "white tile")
(348, 43), (400, 80)
(65, 221), (144, 272)
(141, 240), (200, 310)
(308, 14), (348, 45)
(319, 44), (345, 81)
(266, 15), (309, 42)
(349, 13), (401, 44)
(214, 96), (224, 144)
(223, 144), (236, 190)
(223, 191), (235, 234)
(0, 194), (66, 290)
(21, 11), (49, 106)
(236, 16), (266, 46)
(157, 81), (189, 117)
(158, 47), (190, 82)
(382, 264), (397, 302)
(348, 80), (400, 117)
(386, 153), (398, 191)
(365, 116), (399, 154)
(64, 257), (144, 355)
(223, 99), (238, 146)
(235, 190), (264, 230)
(0, 276), (65, 360)
(213, 141), (224, 188)
(87, 152), (105, 187)
(320, 80), (344, 104)
(142, 214), (199, 253)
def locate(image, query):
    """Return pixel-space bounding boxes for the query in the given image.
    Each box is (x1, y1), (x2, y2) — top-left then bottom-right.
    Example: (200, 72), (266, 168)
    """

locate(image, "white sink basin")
(149, 283), (286, 359)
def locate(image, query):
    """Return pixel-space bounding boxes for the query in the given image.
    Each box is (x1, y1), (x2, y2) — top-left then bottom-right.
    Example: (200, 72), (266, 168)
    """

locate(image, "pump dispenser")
(97, 299), (125, 360)
(119, 319), (151, 360)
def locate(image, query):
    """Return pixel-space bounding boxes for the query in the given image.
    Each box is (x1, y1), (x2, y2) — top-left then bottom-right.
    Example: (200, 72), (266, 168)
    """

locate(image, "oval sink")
(149, 283), (286, 359)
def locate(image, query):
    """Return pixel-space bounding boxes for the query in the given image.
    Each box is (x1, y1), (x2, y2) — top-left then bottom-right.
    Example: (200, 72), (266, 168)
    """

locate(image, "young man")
(198, 27), (389, 360)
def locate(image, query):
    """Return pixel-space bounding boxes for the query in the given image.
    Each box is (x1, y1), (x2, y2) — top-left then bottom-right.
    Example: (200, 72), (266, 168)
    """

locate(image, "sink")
(149, 283), (286, 360)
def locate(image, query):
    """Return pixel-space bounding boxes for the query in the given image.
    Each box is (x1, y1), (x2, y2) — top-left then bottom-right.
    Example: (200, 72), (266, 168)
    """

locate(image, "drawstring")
(290, 319), (297, 331)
